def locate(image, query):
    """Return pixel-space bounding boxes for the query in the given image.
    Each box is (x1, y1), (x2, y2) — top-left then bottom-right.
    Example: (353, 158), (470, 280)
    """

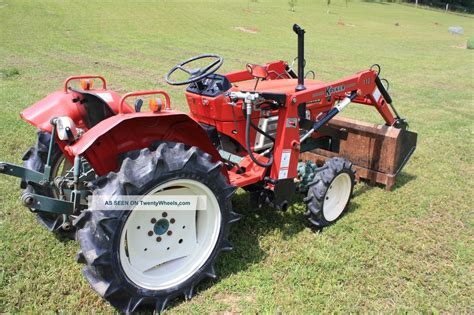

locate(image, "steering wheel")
(165, 54), (224, 86)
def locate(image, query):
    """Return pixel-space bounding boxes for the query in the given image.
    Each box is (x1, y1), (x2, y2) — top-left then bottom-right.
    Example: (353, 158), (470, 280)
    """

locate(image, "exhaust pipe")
(293, 24), (306, 91)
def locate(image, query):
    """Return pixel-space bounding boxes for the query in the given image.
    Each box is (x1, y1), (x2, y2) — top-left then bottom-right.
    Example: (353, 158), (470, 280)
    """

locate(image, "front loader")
(0, 25), (416, 312)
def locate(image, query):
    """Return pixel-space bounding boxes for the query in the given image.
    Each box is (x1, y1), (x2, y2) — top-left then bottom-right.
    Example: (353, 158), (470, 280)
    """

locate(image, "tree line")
(402, 0), (474, 13)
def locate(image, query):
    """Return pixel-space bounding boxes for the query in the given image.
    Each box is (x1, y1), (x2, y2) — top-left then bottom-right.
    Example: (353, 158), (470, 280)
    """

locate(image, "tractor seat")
(70, 89), (116, 129)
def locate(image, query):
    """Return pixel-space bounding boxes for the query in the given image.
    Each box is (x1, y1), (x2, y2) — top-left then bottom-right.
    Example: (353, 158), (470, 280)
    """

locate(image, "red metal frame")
(119, 90), (172, 114)
(19, 62), (398, 189)
(185, 61), (398, 187)
(63, 75), (107, 92)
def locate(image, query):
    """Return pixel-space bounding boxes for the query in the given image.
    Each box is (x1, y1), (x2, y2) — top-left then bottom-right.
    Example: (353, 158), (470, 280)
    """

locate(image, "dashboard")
(186, 73), (232, 97)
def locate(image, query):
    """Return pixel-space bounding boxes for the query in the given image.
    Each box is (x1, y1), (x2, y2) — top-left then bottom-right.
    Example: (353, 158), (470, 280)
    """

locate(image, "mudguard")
(20, 89), (133, 133)
(65, 111), (224, 177)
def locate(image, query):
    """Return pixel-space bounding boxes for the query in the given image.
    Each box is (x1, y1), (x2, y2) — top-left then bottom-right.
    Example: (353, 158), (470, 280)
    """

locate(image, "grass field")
(0, 0), (473, 313)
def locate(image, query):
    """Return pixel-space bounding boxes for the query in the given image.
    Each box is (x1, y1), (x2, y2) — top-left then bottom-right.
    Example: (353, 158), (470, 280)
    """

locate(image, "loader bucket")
(300, 116), (417, 190)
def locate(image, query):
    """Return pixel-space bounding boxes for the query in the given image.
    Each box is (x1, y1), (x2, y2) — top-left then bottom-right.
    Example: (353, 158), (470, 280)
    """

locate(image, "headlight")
(56, 116), (78, 141)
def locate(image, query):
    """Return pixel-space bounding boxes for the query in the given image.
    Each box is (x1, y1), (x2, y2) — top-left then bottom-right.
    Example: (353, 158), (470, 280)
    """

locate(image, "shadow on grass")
(52, 231), (76, 243)
(181, 191), (308, 304)
(215, 187), (364, 278)
(392, 172), (417, 190)
(217, 191), (307, 276)
(353, 182), (374, 198)
(356, 171), (417, 192)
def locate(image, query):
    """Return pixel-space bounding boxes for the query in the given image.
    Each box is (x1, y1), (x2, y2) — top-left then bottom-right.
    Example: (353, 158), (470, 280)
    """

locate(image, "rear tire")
(304, 157), (355, 229)
(74, 142), (239, 313)
(22, 131), (75, 238)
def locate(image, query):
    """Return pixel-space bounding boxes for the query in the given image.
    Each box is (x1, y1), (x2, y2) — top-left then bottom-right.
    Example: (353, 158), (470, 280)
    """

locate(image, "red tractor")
(0, 25), (416, 312)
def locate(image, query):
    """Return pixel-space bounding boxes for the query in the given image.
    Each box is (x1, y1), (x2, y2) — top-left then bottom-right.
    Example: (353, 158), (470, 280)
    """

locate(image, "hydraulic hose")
(250, 119), (275, 143)
(245, 112), (274, 168)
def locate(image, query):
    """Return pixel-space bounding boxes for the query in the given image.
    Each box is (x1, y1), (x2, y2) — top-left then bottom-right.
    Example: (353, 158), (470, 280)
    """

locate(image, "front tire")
(304, 157), (355, 229)
(75, 142), (239, 313)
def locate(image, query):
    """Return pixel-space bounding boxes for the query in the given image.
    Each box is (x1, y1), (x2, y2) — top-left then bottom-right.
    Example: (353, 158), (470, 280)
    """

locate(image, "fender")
(65, 111), (225, 177)
(20, 75), (132, 133)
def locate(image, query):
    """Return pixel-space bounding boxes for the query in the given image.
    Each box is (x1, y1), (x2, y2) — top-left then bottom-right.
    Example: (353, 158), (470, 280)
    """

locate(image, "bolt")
(156, 237), (162, 242)
(61, 222), (72, 231)
(162, 212), (168, 218)
(151, 218), (156, 224)
(39, 180), (49, 187)
(148, 231), (153, 236)
(167, 230), (172, 236)
(291, 140), (300, 151)
(23, 195), (35, 207)
(170, 218), (175, 224)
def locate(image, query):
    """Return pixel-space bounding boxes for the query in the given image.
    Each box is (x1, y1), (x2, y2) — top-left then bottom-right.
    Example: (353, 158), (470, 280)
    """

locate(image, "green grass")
(468, 37), (474, 49)
(0, 0), (473, 313)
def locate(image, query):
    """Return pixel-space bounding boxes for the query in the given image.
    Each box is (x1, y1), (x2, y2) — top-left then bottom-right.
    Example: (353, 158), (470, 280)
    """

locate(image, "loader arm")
(294, 70), (417, 191)
(296, 69), (399, 127)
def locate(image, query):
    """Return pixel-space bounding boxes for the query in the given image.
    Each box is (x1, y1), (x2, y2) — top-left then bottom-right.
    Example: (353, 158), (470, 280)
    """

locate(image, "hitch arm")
(0, 162), (44, 183)
(21, 192), (78, 215)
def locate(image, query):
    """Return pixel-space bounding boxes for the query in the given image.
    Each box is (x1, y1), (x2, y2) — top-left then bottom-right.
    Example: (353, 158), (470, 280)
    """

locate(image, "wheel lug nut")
(167, 230), (172, 236)
(162, 212), (168, 218)
(156, 237), (162, 242)
(148, 231), (153, 236)
(151, 218), (156, 224)
(170, 218), (175, 224)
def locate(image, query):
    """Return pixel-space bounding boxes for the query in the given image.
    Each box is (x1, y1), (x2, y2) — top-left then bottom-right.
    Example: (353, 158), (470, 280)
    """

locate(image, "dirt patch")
(337, 20), (355, 27)
(213, 292), (255, 312)
(234, 26), (258, 34)
(451, 43), (467, 49)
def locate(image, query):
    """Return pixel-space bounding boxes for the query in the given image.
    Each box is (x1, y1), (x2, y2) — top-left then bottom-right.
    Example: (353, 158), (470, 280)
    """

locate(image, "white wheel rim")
(119, 179), (221, 290)
(322, 172), (352, 222)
